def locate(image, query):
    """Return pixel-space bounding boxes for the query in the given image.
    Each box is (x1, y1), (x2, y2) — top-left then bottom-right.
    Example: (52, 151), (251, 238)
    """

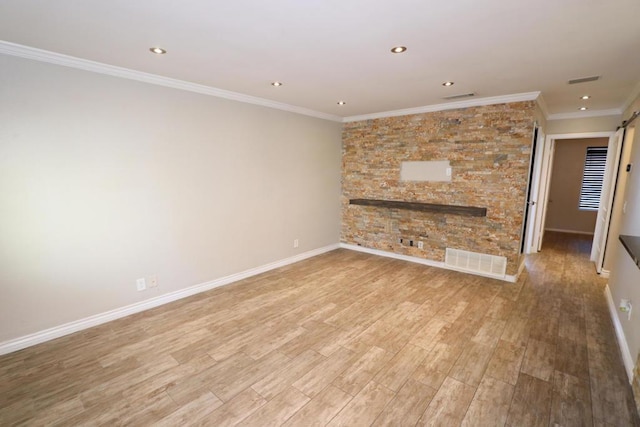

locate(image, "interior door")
(592, 128), (625, 272)
(536, 138), (555, 251)
(524, 128), (546, 253)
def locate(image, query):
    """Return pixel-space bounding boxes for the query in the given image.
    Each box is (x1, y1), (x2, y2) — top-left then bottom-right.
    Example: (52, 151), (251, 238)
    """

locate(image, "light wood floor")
(1, 232), (639, 426)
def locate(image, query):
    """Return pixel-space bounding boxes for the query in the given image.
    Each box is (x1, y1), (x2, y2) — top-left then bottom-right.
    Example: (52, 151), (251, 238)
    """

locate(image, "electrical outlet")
(148, 275), (158, 288)
(136, 278), (146, 291)
(620, 299), (633, 320)
(293, 239), (299, 248)
(418, 241), (424, 249)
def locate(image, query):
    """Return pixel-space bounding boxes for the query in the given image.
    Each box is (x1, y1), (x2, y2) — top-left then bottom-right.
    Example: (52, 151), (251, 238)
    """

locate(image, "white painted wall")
(546, 115), (621, 134)
(0, 54), (343, 343)
(604, 127), (636, 272)
(607, 97), (640, 378)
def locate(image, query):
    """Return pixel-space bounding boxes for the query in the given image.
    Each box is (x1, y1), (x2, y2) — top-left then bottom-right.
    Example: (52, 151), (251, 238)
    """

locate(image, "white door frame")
(529, 131), (615, 254)
(592, 128), (625, 273)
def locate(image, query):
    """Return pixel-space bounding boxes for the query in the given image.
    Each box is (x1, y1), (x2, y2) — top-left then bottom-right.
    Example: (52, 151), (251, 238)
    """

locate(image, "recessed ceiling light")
(581, 95), (591, 100)
(390, 46), (407, 54)
(149, 47), (166, 54)
(442, 81), (455, 87)
(337, 101), (346, 106)
(579, 107), (588, 111)
(271, 81), (283, 87)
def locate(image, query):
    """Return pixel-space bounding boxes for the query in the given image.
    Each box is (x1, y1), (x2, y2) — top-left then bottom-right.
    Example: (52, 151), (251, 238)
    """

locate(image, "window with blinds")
(578, 146), (608, 210)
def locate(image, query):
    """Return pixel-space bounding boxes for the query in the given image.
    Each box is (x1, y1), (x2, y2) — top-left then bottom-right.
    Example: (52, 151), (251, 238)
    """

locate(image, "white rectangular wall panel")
(400, 161), (451, 182)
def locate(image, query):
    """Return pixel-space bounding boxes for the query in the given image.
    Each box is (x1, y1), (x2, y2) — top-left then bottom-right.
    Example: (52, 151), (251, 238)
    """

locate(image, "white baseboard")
(0, 244), (340, 356)
(517, 258), (527, 277)
(544, 228), (594, 236)
(340, 243), (518, 283)
(604, 284), (634, 382)
(600, 268), (610, 279)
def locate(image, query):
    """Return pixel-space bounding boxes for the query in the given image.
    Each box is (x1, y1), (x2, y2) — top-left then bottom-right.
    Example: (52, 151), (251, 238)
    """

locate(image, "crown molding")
(342, 92), (541, 123)
(3, 40), (634, 125)
(0, 40), (343, 123)
(547, 108), (622, 121)
(621, 80), (640, 117)
(535, 94), (550, 119)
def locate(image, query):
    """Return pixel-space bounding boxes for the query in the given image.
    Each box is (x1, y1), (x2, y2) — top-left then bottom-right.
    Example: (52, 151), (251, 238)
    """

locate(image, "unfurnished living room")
(2, 1), (640, 426)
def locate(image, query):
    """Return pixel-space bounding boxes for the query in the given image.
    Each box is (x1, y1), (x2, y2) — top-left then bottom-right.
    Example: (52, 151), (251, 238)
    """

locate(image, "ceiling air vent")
(568, 76), (600, 84)
(443, 92), (475, 100)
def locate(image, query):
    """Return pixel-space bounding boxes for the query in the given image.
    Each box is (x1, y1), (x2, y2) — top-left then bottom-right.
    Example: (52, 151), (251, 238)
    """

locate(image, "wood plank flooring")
(1, 232), (639, 426)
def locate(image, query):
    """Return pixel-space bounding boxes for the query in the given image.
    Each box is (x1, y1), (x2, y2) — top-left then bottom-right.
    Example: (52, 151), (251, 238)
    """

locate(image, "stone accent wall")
(341, 101), (537, 276)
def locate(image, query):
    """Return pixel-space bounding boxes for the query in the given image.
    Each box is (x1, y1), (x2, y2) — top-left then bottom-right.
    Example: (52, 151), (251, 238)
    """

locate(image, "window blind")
(579, 146), (608, 210)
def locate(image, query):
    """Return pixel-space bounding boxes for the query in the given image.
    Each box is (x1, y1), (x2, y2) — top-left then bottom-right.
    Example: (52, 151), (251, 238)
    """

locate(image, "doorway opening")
(525, 132), (615, 253)
(545, 137), (609, 238)
(527, 129), (633, 277)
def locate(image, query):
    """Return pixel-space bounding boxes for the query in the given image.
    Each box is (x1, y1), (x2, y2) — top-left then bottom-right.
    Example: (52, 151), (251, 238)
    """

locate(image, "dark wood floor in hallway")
(1, 232), (638, 426)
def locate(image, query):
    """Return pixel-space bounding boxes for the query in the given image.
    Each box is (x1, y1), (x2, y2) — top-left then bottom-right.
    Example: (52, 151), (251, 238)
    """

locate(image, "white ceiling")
(1, 0), (639, 120)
